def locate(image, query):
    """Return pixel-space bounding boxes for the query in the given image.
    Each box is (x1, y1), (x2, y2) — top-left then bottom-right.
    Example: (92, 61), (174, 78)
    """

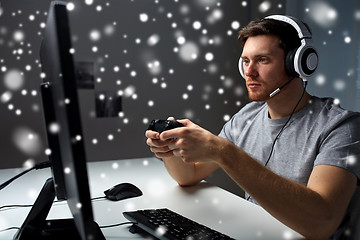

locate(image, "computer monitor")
(13, 1), (105, 239)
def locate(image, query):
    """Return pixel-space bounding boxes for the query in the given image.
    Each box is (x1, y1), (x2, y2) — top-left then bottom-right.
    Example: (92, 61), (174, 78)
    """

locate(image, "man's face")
(241, 35), (289, 101)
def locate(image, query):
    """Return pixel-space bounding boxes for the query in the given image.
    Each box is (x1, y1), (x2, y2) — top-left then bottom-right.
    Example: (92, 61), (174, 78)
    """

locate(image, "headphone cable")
(264, 81), (308, 167)
(247, 81), (308, 201)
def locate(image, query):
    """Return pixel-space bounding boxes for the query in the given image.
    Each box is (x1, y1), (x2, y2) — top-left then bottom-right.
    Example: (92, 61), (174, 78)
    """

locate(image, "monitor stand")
(13, 178), (105, 240)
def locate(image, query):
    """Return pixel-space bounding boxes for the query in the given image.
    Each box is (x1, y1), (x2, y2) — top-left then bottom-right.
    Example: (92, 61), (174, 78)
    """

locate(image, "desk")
(0, 157), (304, 239)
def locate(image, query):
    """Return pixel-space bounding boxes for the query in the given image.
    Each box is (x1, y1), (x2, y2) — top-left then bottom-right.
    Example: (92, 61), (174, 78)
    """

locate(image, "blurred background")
(0, 0), (359, 169)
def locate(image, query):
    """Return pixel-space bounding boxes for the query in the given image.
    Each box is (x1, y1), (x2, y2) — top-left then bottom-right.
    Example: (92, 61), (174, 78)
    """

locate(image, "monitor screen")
(14, 1), (105, 239)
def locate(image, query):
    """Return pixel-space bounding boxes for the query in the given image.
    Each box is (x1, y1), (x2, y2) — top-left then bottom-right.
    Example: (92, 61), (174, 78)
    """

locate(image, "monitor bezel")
(13, 1), (105, 239)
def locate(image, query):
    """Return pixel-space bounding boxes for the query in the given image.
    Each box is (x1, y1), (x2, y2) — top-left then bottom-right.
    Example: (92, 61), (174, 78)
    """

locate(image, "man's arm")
(218, 141), (357, 240)
(160, 120), (357, 239)
(163, 156), (219, 187)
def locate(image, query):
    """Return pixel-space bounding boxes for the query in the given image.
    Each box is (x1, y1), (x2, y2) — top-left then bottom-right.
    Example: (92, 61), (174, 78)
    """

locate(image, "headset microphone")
(269, 77), (295, 98)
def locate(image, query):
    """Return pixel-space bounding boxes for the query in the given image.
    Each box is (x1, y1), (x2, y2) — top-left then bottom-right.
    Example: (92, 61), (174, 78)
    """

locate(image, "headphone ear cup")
(285, 49), (299, 78)
(299, 47), (318, 77)
(238, 57), (245, 79)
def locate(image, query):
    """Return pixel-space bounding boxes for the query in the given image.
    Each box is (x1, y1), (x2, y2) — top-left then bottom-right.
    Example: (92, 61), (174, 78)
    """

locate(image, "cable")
(0, 161), (51, 191)
(0, 196), (106, 211)
(91, 196), (106, 201)
(0, 199), (132, 233)
(0, 161), (132, 233)
(264, 81), (308, 167)
(0, 222), (134, 234)
(0, 222), (134, 233)
(0, 227), (20, 233)
(0, 204), (33, 211)
(0, 219), (133, 233)
(0, 200), (65, 211)
(246, 81), (308, 201)
(99, 221), (133, 229)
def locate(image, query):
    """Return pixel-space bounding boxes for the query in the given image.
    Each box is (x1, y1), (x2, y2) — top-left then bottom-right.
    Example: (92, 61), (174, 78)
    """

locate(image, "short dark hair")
(238, 18), (301, 56)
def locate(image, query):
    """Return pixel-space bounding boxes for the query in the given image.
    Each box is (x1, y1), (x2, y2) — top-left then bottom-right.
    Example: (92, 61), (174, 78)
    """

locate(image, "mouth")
(247, 82), (261, 89)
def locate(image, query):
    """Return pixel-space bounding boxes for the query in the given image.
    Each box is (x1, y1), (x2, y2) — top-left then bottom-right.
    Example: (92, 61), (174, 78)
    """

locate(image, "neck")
(266, 78), (311, 119)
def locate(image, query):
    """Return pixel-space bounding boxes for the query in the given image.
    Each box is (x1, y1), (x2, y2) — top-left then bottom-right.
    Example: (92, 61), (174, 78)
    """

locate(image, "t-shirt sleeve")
(218, 111), (245, 143)
(218, 101), (266, 144)
(314, 114), (360, 183)
(218, 118), (234, 142)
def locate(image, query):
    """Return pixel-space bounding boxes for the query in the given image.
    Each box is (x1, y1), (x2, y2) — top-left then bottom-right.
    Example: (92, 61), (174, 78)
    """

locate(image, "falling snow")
(347, 155), (357, 166)
(155, 225), (167, 237)
(308, 1), (338, 27)
(0, 2), (358, 240)
(0, 0), (359, 169)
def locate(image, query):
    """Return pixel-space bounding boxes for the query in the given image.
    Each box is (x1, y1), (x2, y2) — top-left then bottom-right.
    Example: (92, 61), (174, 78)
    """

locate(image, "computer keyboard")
(123, 208), (234, 240)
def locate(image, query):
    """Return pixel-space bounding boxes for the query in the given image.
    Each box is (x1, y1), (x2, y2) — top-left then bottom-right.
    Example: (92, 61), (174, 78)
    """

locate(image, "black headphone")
(238, 15), (318, 81)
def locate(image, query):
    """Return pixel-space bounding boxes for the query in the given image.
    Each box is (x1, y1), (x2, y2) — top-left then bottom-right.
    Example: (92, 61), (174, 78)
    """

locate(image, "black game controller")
(147, 119), (184, 133)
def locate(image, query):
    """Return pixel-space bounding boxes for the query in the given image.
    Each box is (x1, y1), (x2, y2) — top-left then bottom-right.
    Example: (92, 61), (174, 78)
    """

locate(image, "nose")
(245, 61), (258, 77)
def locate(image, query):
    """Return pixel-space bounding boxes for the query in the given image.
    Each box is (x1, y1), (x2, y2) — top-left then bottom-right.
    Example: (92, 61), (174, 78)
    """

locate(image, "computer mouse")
(104, 183), (143, 201)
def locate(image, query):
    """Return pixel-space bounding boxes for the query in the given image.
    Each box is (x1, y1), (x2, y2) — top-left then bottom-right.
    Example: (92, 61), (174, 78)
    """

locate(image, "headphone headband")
(264, 15), (311, 39)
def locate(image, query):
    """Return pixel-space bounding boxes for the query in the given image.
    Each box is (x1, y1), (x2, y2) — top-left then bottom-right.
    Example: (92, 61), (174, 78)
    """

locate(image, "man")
(145, 16), (360, 239)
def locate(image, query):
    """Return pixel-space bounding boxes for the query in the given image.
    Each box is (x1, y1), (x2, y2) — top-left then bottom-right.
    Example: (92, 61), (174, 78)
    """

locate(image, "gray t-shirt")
(218, 96), (360, 238)
(219, 96), (360, 186)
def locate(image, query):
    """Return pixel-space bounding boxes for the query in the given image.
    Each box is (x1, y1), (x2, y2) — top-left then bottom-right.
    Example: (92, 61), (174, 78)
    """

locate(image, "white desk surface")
(0, 157), (304, 239)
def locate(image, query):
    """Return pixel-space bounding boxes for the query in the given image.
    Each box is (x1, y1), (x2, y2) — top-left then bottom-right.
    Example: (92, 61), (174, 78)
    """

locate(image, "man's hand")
(145, 117), (221, 186)
(145, 129), (175, 159)
(157, 119), (227, 163)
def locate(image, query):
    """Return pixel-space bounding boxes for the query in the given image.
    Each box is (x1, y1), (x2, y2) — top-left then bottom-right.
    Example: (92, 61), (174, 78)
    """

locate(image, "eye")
(243, 59), (250, 65)
(258, 57), (268, 63)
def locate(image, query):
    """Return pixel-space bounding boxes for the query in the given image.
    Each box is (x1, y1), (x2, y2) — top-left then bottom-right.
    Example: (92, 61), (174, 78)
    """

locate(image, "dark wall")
(286, 0), (360, 110)
(0, 0), (252, 168)
(0, 0), (359, 169)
